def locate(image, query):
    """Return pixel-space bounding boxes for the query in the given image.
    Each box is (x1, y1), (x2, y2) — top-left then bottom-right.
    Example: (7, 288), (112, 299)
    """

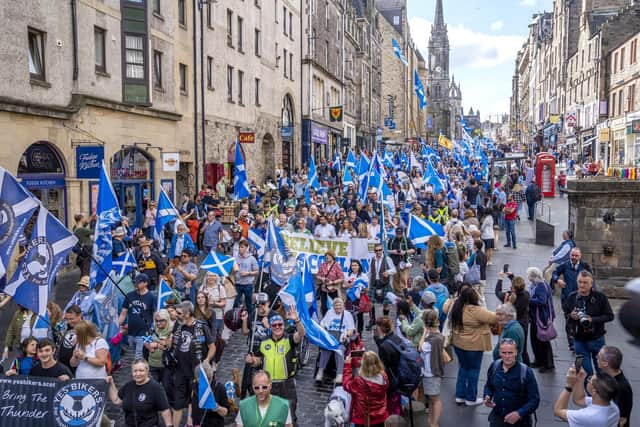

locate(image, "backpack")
(385, 338), (423, 396)
(444, 244), (460, 277)
(489, 360), (537, 422)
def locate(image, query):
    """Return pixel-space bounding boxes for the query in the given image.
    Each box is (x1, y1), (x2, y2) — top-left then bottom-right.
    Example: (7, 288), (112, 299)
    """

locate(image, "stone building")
(200, 0), (301, 183)
(301, 0), (344, 163)
(1, 0), (194, 228)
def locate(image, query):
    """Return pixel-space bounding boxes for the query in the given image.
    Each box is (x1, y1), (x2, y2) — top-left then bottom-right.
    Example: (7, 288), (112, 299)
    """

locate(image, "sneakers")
(504, 244), (511, 248)
(465, 398), (484, 406)
(455, 398), (465, 404)
(315, 368), (324, 382)
(334, 374), (343, 384)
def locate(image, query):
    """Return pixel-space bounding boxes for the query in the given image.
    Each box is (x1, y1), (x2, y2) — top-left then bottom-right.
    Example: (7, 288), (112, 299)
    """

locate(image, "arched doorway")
(262, 133), (275, 181)
(18, 141), (67, 223)
(110, 147), (154, 228)
(281, 94), (295, 173)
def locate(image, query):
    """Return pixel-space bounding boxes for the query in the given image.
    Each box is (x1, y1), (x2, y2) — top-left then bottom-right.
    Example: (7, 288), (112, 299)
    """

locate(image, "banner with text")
(0, 376), (108, 427)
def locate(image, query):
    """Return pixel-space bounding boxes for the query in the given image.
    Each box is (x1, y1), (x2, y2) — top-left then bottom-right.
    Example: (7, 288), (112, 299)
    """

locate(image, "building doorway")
(110, 147), (154, 228)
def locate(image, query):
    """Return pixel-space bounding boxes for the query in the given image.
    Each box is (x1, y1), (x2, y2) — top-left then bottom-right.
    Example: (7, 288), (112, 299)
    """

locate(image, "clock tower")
(426, 0), (452, 138)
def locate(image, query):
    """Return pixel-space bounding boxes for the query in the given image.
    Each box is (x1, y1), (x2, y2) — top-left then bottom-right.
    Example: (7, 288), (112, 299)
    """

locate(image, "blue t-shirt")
(123, 291), (156, 336)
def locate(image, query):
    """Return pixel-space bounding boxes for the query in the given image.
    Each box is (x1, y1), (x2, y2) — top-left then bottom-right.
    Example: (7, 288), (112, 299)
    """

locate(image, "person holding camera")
(387, 226), (416, 267)
(561, 270), (614, 376)
(136, 238), (165, 291)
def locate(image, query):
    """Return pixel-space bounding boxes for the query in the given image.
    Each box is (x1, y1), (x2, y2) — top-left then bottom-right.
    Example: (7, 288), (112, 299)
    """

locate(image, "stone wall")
(566, 178), (640, 296)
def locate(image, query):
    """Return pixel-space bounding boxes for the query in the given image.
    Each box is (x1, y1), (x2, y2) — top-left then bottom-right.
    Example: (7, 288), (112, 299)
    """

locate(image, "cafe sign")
(162, 152), (180, 172)
(238, 132), (255, 144)
(75, 146), (104, 179)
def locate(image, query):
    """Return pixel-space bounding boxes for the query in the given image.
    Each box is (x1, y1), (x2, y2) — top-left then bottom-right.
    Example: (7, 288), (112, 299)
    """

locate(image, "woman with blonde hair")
(70, 320), (109, 379)
(425, 235), (447, 282)
(343, 351), (389, 427)
(145, 309), (175, 403)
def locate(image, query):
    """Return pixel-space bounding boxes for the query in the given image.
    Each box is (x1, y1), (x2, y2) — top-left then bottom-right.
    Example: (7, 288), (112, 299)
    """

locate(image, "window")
(629, 84), (636, 112)
(255, 77), (260, 106)
(124, 35), (145, 79)
(207, 3), (213, 28)
(238, 69), (244, 105)
(632, 39), (638, 65)
(178, 0), (185, 26)
(94, 27), (106, 73)
(275, 42), (279, 67)
(254, 29), (261, 56)
(613, 52), (618, 73)
(227, 9), (233, 47)
(207, 56), (214, 89)
(289, 12), (293, 39)
(28, 28), (45, 81)
(289, 52), (293, 80)
(283, 6), (287, 35)
(237, 16), (244, 52)
(274, 0), (278, 23)
(284, 48), (288, 77)
(153, 0), (160, 15)
(153, 50), (162, 89)
(621, 47), (625, 70)
(227, 65), (234, 101)
(325, 1), (329, 29)
(325, 40), (329, 68)
(179, 63), (187, 94)
(618, 89), (623, 114)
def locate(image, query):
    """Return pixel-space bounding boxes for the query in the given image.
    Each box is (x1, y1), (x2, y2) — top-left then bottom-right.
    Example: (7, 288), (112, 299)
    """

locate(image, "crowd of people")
(0, 143), (634, 427)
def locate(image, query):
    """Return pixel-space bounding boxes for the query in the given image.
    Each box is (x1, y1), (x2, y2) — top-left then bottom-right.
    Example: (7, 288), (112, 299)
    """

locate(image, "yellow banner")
(438, 134), (452, 150)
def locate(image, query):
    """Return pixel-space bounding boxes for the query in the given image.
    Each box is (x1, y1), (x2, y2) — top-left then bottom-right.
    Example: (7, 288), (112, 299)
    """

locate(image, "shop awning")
(582, 135), (597, 147)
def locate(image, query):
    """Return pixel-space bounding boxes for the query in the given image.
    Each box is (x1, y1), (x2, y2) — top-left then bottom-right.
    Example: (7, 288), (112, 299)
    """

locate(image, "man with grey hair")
(492, 303), (525, 363)
(596, 346), (633, 427)
(169, 301), (216, 426)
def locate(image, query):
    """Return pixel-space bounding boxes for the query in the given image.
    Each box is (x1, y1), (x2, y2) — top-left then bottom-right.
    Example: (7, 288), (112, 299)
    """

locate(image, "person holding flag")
(190, 363), (231, 427)
(117, 273), (156, 359)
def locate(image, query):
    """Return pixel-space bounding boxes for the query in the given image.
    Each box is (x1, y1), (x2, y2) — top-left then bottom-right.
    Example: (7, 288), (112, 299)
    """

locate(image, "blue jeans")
(128, 335), (145, 360)
(454, 346), (484, 402)
(527, 202), (536, 220)
(505, 219), (516, 247)
(574, 336), (606, 376)
(234, 284), (254, 319)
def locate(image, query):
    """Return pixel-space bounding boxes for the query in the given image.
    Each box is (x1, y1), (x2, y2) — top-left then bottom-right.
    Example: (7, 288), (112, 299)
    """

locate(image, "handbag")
(463, 260), (481, 284)
(535, 284), (557, 342)
(358, 292), (373, 314)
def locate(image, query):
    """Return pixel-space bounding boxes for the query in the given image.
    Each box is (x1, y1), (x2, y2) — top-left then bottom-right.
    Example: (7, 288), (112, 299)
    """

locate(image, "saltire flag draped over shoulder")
(407, 214), (445, 249)
(93, 273), (120, 340)
(0, 166), (39, 281)
(414, 69), (427, 110)
(201, 251), (235, 277)
(90, 162), (122, 289)
(112, 250), (137, 277)
(233, 139), (251, 200)
(4, 207), (77, 315)
(391, 38), (408, 65)
(198, 364), (218, 410)
(155, 187), (182, 237)
(157, 278), (173, 311)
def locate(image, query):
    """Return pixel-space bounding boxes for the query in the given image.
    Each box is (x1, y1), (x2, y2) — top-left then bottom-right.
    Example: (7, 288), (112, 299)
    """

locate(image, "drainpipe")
(71, 0), (79, 81)
(193, 0), (199, 192)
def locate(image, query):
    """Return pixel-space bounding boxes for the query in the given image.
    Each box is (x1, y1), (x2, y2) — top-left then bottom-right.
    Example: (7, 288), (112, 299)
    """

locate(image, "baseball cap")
(135, 273), (150, 284)
(269, 314), (284, 325)
(421, 290), (437, 307)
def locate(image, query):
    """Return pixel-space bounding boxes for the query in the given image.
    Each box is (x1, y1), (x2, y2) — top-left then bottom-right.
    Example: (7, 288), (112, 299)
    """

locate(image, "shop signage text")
(238, 132), (255, 143)
(75, 146), (104, 179)
(311, 122), (328, 145)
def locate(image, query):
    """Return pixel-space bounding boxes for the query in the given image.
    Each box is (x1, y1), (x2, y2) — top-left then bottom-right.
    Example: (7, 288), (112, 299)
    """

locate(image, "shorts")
(173, 374), (194, 409)
(422, 376), (442, 396)
(482, 238), (495, 249)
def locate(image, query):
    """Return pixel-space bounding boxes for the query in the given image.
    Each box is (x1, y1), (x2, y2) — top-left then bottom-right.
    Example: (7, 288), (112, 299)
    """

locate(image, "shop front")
(610, 117), (627, 167)
(18, 141), (67, 223)
(302, 119), (329, 164)
(109, 147), (154, 228)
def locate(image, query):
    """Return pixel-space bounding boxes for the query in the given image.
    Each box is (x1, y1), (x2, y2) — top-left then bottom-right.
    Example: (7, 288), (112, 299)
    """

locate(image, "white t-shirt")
(321, 310), (355, 340)
(314, 224), (336, 239)
(567, 396), (620, 427)
(420, 341), (433, 377)
(235, 401), (292, 426)
(74, 337), (109, 379)
(203, 283), (227, 319)
(20, 312), (34, 342)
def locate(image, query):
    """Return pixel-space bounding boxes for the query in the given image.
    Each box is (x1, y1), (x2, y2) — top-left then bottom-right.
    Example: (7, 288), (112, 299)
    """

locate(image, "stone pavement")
(1, 194), (639, 426)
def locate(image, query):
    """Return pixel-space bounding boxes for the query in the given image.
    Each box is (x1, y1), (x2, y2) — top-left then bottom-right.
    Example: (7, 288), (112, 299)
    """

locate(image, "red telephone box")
(535, 152), (556, 197)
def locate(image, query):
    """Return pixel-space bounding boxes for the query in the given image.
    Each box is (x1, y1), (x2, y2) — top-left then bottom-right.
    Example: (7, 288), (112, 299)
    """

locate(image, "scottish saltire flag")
(391, 38), (408, 65)
(407, 214), (445, 249)
(32, 312), (51, 338)
(112, 250), (137, 277)
(332, 151), (342, 171)
(342, 166), (354, 189)
(93, 274), (120, 340)
(425, 173), (445, 194)
(346, 150), (357, 169)
(233, 140), (251, 200)
(155, 187), (181, 237)
(305, 156), (319, 204)
(346, 278), (368, 301)
(399, 151), (408, 170)
(409, 151), (422, 172)
(201, 251), (235, 276)
(278, 269), (339, 351)
(4, 208), (77, 315)
(356, 154), (370, 180)
(157, 278), (173, 311)
(248, 228), (266, 263)
(301, 257), (318, 317)
(414, 69), (427, 110)
(447, 180), (457, 201)
(90, 162), (121, 288)
(265, 216), (288, 261)
(198, 364), (218, 410)
(0, 167), (39, 281)
(383, 149), (395, 169)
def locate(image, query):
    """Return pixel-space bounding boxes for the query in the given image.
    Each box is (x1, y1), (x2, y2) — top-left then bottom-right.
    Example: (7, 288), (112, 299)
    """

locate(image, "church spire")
(434, 0), (445, 29)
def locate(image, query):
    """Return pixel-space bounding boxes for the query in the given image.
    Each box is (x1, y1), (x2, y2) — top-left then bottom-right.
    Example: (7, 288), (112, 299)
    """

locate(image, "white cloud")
(520, 0), (537, 6)
(490, 20), (503, 31)
(409, 17), (524, 70)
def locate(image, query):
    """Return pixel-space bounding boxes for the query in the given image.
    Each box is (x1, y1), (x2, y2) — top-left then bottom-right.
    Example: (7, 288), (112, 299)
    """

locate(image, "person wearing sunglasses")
(237, 370), (293, 427)
(245, 307), (305, 425)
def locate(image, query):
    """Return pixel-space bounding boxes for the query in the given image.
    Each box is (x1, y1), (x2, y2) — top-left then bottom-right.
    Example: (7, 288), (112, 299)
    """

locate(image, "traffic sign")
(565, 113), (577, 127)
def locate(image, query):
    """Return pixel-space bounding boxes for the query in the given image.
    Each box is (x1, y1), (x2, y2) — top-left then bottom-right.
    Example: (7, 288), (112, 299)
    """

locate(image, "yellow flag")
(438, 134), (452, 150)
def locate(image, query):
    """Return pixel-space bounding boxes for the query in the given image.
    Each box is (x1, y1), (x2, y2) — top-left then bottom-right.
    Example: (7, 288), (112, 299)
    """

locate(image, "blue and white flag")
(305, 156), (319, 204)
(198, 364), (218, 410)
(407, 214), (445, 249)
(346, 150), (357, 169)
(278, 269), (339, 351)
(32, 312), (50, 338)
(4, 207), (77, 315)
(155, 187), (181, 237)
(201, 251), (235, 277)
(332, 151), (342, 171)
(0, 167), (39, 281)
(112, 250), (137, 277)
(342, 166), (354, 189)
(93, 273), (120, 340)
(90, 162), (122, 289)
(409, 150), (422, 172)
(414, 69), (427, 110)
(346, 278), (368, 302)
(357, 154), (370, 180)
(157, 278), (173, 311)
(301, 257), (318, 317)
(265, 216), (288, 262)
(233, 140), (251, 200)
(248, 228), (266, 263)
(391, 38), (408, 65)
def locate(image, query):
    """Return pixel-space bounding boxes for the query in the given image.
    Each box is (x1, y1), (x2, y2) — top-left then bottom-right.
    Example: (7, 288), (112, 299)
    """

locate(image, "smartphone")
(350, 349), (365, 358)
(503, 264), (510, 273)
(574, 355), (584, 372)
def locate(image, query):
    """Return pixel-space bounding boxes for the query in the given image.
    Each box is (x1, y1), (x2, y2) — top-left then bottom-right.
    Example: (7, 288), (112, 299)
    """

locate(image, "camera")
(399, 261), (413, 270)
(577, 310), (592, 329)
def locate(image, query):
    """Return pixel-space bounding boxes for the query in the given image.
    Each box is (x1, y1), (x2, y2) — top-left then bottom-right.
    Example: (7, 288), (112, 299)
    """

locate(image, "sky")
(408, 0), (553, 122)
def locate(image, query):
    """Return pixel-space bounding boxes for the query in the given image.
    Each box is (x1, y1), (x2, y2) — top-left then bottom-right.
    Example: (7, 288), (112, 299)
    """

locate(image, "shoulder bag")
(535, 284), (557, 342)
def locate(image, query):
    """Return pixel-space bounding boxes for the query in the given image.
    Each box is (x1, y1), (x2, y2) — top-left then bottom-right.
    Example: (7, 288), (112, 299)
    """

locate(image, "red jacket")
(342, 361), (389, 425)
(503, 201), (518, 221)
